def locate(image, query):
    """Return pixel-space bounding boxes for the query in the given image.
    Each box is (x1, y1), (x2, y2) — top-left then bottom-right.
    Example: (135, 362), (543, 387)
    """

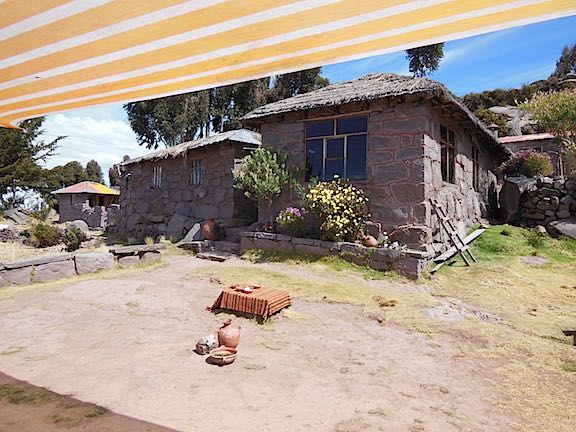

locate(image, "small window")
(440, 125), (456, 184)
(305, 116), (368, 181)
(472, 145), (480, 191)
(152, 166), (162, 189)
(191, 160), (203, 186)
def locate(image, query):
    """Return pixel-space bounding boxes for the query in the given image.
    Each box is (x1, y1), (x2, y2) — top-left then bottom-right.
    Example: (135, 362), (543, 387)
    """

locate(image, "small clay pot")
(218, 320), (241, 348)
(208, 346), (237, 366)
(362, 235), (378, 247)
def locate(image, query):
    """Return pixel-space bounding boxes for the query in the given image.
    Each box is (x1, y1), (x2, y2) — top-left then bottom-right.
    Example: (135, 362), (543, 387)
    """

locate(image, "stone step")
(196, 251), (234, 262)
(223, 226), (250, 243)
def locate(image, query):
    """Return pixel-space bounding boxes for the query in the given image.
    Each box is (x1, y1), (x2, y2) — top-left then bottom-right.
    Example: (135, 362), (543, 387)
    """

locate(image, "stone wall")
(255, 97), (500, 252)
(0, 252), (114, 286)
(239, 231), (431, 279)
(518, 177), (576, 225)
(115, 140), (257, 242)
(59, 194), (113, 228)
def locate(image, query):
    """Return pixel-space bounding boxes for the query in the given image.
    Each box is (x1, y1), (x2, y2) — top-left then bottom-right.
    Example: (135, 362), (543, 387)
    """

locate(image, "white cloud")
(39, 105), (150, 183)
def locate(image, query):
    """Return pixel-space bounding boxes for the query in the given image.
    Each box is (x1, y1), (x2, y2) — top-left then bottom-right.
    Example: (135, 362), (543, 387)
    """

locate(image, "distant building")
(53, 181), (120, 228)
(116, 129), (261, 241)
(499, 133), (564, 176)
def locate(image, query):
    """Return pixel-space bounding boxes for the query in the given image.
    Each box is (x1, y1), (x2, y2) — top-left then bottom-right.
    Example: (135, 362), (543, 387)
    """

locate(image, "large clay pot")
(201, 219), (221, 240)
(218, 320), (241, 348)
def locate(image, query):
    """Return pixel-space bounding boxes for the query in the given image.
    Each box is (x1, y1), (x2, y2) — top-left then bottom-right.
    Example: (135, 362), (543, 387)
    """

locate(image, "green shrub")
(305, 177), (369, 242)
(29, 204), (51, 221)
(276, 207), (308, 237)
(498, 149), (554, 177)
(30, 222), (62, 248)
(62, 227), (87, 252)
(524, 229), (548, 249)
(232, 148), (291, 223)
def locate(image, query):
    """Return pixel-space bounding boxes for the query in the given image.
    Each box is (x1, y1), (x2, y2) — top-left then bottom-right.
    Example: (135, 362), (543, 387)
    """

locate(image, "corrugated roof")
(122, 129), (261, 166)
(53, 181), (120, 195)
(499, 133), (555, 144)
(243, 73), (509, 159)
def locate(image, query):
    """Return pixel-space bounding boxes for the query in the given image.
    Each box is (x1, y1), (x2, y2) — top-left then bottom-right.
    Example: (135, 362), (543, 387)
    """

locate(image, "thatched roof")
(122, 129), (261, 166)
(243, 73), (509, 158)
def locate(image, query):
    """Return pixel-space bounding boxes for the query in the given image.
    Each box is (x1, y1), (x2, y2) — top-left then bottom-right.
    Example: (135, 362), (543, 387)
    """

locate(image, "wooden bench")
(563, 330), (576, 346)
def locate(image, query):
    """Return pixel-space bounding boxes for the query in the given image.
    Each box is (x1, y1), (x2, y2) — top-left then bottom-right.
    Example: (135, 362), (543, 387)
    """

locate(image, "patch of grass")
(0, 384), (53, 405)
(561, 361), (576, 372)
(241, 249), (403, 281)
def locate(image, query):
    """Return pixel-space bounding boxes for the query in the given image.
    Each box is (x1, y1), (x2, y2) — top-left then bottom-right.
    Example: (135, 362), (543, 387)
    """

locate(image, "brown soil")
(0, 372), (176, 431)
(0, 256), (519, 431)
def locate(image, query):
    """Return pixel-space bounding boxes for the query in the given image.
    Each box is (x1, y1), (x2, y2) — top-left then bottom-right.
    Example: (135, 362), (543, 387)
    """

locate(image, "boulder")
(140, 251), (161, 263)
(118, 255), (140, 268)
(547, 218), (576, 240)
(0, 266), (32, 285)
(166, 213), (189, 240)
(499, 176), (537, 222)
(0, 224), (19, 242)
(389, 224), (431, 249)
(75, 252), (115, 275)
(4, 208), (29, 225)
(31, 259), (76, 283)
(66, 220), (89, 232)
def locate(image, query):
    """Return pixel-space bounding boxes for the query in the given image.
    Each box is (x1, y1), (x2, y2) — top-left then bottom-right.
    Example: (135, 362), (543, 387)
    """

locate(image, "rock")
(0, 267), (32, 285)
(4, 253), (73, 270)
(181, 223), (203, 243)
(535, 225), (547, 235)
(557, 210), (571, 219)
(364, 221), (382, 239)
(66, 220), (89, 232)
(139, 251), (161, 262)
(547, 217), (576, 240)
(538, 177), (554, 187)
(4, 208), (29, 225)
(108, 243), (165, 254)
(31, 259), (76, 283)
(74, 252), (115, 275)
(166, 213), (189, 240)
(389, 224), (431, 248)
(0, 224), (19, 242)
(521, 256), (549, 266)
(118, 255), (140, 268)
(499, 176), (537, 222)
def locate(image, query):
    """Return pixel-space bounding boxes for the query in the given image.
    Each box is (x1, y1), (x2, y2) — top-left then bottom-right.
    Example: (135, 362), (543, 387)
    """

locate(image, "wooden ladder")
(430, 199), (478, 272)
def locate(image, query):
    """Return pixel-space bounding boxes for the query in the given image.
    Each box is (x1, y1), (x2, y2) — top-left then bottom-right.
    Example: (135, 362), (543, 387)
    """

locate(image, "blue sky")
(41, 14), (576, 181)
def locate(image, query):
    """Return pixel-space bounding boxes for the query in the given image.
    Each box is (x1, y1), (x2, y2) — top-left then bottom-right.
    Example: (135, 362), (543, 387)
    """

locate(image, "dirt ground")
(0, 255), (523, 432)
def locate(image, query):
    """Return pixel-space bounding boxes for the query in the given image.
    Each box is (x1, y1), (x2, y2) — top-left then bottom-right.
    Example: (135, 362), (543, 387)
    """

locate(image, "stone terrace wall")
(240, 232), (431, 279)
(519, 177), (576, 226)
(116, 141), (257, 242)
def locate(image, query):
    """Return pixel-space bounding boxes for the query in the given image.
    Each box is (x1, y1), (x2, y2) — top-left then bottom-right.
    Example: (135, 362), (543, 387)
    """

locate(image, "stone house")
(499, 133), (565, 176)
(115, 129), (261, 241)
(53, 181), (120, 228)
(242, 73), (510, 252)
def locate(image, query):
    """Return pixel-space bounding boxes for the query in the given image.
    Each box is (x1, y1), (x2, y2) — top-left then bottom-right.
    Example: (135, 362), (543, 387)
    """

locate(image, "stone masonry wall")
(116, 141), (257, 242)
(519, 177), (576, 225)
(257, 97), (499, 251)
(424, 109), (500, 253)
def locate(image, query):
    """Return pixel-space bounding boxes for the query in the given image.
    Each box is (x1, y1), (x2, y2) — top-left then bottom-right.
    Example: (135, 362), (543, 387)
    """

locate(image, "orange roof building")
(53, 181), (120, 228)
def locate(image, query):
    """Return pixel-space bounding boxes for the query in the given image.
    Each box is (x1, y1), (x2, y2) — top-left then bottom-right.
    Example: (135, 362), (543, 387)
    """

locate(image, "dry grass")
(433, 225), (576, 432)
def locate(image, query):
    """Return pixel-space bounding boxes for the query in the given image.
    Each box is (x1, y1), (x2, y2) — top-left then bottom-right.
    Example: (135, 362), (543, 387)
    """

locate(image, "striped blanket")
(211, 285), (291, 319)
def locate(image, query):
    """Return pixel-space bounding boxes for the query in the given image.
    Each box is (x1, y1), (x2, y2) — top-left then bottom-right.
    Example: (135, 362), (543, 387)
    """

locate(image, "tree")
(36, 161), (88, 208)
(552, 43), (576, 79)
(521, 89), (576, 176)
(0, 118), (61, 208)
(406, 43), (444, 77)
(232, 148), (291, 224)
(85, 159), (103, 183)
(268, 68), (329, 102)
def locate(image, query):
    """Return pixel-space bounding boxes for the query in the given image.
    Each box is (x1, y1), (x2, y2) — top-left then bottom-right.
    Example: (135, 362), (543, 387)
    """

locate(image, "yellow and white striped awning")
(1, 0), (575, 128)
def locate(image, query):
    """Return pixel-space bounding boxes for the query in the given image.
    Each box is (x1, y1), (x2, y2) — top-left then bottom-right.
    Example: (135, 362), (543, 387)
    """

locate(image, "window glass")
(306, 120), (333, 137)
(346, 135), (367, 180)
(326, 137), (344, 158)
(325, 159), (345, 180)
(337, 116), (367, 135)
(306, 139), (323, 180)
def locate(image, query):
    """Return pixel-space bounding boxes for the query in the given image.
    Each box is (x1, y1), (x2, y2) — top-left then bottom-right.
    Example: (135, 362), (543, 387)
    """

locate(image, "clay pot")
(218, 320), (241, 348)
(201, 218), (221, 240)
(362, 234), (378, 247)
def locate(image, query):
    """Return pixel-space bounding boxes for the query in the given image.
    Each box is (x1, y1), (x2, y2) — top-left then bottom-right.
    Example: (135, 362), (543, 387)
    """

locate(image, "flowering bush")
(276, 207), (308, 236)
(305, 178), (369, 242)
(498, 149), (553, 177)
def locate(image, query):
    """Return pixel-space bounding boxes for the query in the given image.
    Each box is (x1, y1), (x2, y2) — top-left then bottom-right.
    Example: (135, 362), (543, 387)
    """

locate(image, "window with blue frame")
(305, 116), (367, 181)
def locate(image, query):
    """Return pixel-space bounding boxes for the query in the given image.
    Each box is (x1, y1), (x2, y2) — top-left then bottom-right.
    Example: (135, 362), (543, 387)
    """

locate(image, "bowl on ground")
(208, 346), (237, 366)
